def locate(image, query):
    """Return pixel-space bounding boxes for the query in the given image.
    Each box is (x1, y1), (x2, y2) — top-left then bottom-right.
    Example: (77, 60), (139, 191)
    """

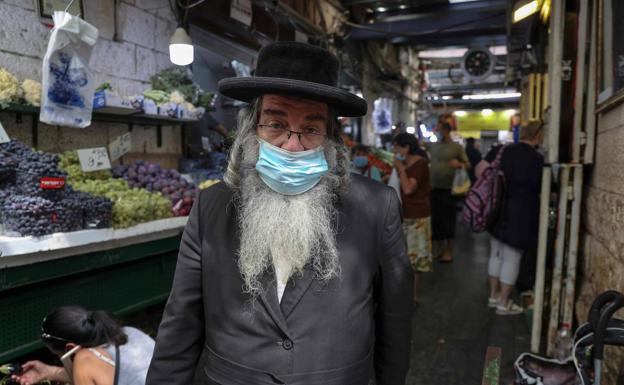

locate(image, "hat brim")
(218, 77), (368, 117)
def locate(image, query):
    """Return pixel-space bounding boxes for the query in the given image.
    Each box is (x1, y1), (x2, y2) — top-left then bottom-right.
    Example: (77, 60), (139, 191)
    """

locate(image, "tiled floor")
(406, 223), (531, 385)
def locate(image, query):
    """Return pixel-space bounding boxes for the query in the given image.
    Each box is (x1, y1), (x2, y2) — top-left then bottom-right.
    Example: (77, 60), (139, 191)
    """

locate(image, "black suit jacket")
(146, 175), (413, 385)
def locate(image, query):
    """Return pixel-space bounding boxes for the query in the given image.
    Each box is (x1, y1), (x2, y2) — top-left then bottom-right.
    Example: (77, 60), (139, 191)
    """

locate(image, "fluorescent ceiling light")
(513, 0), (539, 23)
(399, 4), (408, 9)
(406, 126), (416, 134)
(504, 109), (517, 117)
(481, 109), (494, 116)
(462, 92), (521, 100)
(454, 110), (467, 117)
(442, 96), (453, 100)
(420, 124), (427, 130)
(449, 0), (480, 3)
(376, 6), (387, 12)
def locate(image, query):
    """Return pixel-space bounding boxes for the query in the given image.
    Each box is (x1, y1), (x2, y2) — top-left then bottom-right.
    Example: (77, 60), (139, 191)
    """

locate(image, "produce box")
(93, 90), (139, 115)
(158, 102), (181, 119)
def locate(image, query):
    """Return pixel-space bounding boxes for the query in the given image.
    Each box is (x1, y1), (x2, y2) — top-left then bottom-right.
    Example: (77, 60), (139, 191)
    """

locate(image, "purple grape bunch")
(2, 194), (58, 236)
(112, 160), (197, 216)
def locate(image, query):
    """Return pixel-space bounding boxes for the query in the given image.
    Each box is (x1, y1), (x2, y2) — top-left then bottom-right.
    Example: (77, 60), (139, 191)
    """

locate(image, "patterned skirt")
(403, 217), (433, 273)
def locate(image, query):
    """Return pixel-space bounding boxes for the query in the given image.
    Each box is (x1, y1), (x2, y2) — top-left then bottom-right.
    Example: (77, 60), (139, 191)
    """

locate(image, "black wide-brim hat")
(218, 42), (367, 117)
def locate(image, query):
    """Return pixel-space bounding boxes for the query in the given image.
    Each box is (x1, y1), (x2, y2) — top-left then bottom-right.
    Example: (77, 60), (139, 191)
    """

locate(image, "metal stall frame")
(546, 165), (572, 356)
(532, 166), (553, 353)
(572, 0), (590, 163)
(546, 0), (566, 164)
(562, 165), (583, 327)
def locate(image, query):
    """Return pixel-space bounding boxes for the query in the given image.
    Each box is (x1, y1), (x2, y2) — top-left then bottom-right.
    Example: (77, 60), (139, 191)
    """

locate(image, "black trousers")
(431, 188), (457, 241)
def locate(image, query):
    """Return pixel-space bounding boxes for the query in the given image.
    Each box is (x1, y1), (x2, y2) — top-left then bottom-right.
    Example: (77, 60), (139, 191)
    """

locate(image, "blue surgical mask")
(396, 153), (406, 162)
(353, 156), (369, 168)
(255, 139), (329, 195)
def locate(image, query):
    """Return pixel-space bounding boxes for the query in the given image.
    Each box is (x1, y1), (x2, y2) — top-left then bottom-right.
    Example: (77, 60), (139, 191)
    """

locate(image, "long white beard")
(237, 135), (341, 298)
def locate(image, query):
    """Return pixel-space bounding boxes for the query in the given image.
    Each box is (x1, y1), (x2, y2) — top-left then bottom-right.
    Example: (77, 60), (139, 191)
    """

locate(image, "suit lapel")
(280, 265), (316, 319)
(257, 269), (291, 336)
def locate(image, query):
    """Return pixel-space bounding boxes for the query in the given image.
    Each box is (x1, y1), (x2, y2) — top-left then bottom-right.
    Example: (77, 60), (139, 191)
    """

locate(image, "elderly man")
(146, 42), (413, 385)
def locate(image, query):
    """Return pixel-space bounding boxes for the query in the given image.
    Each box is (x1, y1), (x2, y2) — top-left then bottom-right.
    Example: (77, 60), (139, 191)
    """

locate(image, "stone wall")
(578, 102), (624, 383)
(0, 0), (181, 166)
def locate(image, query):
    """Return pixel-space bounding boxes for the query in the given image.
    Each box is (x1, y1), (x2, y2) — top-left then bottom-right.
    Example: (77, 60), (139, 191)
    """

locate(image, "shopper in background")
(465, 138), (482, 184)
(351, 144), (382, 182)
(12, 306), (155, 385)
(393, 133), (432, 305)
(147, 41), (412, 385)
(429, 122), (470, 263)
(487, 121), (544, 315)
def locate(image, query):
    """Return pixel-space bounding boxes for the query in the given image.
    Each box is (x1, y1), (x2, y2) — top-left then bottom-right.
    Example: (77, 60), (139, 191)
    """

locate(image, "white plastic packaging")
(40, 11), (98, 128)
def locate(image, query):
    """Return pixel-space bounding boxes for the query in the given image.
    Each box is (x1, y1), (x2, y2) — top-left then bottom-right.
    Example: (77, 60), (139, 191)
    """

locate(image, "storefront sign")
(77, 147), (112, 172)
(0, 122), (9, 144)
(108, 132), (132, 161)
(40, 177), (66, 189)
(231, 0), (252, 26)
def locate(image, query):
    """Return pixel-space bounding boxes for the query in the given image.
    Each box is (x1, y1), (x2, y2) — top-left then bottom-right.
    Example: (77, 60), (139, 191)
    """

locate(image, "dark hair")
(351, 144), (370, 156)
(466, 138), (476, 147)
(439, 122), (453, 133)
(41, 306), (128, 352)
(393, 133), (420, 154)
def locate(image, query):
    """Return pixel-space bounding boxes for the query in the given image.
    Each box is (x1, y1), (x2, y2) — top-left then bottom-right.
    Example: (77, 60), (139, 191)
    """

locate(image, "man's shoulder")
(197, 181), (236, 210)
(347, 173), (394, 204)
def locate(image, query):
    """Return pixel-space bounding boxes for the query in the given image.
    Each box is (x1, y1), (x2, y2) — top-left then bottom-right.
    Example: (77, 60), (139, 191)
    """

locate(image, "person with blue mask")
(351, 144), (382, 182)
(147, 42), (413, 385)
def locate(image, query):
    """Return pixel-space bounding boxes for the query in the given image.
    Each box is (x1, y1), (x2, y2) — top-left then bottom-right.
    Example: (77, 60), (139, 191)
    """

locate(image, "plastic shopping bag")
(387, 168), (402, 203)
(452, 168), (471, 196)
(40, 12), (98, 128)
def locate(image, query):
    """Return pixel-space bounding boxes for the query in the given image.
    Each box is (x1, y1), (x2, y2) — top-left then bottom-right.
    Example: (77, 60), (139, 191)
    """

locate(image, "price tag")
(77, 147), (112, 172)
(108, 132), (132, 161)
(40, 177), (66, 189)
(0, 121), (9, 144)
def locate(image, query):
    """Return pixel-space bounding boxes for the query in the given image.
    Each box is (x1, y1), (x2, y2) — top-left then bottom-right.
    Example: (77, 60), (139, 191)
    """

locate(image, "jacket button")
(282, 338), (293, 350)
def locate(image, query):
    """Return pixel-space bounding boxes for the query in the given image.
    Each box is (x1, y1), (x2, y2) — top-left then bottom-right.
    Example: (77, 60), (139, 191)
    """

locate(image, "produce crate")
(0, 233), (182, 362)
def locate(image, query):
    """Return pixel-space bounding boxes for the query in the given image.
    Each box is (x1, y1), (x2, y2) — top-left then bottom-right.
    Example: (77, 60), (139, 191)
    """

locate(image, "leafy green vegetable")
(150, 67), (215, 110)
(95, 82), (113, 92)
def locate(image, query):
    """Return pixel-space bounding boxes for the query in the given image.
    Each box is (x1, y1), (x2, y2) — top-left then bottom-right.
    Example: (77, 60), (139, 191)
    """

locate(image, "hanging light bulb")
(169, 27), (194, 65)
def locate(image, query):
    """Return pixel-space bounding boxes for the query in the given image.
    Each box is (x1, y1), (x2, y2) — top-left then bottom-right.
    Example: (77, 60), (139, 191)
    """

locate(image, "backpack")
(461, 146), (507, 233)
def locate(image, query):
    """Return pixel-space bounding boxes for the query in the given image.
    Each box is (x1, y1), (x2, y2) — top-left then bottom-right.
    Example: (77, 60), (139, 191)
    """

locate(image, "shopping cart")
(514, 290), (624, 385)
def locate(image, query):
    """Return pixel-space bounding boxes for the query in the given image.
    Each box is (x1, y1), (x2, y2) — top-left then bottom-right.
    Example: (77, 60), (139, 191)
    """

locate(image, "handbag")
(451, 168), (471, 196)
(387, 168), (402, 203)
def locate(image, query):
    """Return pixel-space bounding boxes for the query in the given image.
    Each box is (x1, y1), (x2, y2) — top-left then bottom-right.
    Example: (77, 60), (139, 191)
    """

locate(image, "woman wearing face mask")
(351, 145), (382, 182)
(393, 133), (432, 305)
(12, 306), (155, 385)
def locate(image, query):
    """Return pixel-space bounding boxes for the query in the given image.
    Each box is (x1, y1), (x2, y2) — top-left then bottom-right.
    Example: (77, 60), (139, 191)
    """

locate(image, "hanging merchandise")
(40, 11), (98, 128)
(373, 98), (393, 135)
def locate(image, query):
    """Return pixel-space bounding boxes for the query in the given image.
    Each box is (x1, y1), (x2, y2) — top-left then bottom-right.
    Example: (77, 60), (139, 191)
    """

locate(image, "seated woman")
(351, 144), (382, 182)
(12, 306), (155, 385)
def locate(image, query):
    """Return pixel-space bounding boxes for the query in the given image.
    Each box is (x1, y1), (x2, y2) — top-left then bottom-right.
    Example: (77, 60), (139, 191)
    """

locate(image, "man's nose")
(281, 132), (305, 152)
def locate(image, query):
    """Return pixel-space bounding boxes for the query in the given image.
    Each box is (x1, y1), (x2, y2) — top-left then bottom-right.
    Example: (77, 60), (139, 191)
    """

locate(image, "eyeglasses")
(257, 123), (327, 148)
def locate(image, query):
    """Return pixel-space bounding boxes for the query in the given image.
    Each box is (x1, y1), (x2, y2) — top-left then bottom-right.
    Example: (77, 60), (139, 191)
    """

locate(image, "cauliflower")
(183, 102), (196, 113)
(21, 79), (42, 106)
(0, 68), (22, 104)
(169, 90), (185, 104)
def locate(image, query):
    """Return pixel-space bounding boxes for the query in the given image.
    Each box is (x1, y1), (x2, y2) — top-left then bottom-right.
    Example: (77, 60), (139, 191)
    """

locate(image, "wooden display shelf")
(0, 103), (200, 148)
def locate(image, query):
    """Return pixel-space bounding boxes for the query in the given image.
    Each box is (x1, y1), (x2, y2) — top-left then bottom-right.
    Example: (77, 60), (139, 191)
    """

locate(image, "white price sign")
(108, 132), (132, 161)
(0, 121), (9, 144)
(230, 0), (252, 26)
(77, 147), (112, 172)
